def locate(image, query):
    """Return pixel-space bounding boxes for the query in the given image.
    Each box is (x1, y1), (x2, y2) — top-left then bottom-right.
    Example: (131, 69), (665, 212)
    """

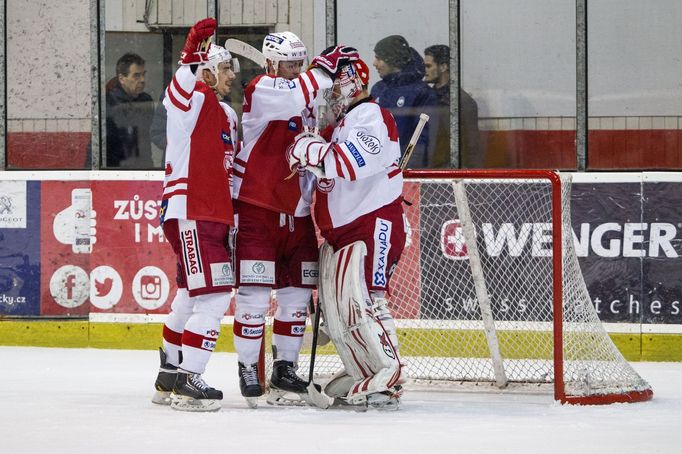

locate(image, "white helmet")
(197, 45), (239, 83)
(262, 32), (308, 69)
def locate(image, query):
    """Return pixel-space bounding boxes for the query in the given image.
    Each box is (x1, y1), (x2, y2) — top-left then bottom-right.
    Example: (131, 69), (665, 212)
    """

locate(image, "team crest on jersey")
(288, 118), (299, 131)
(165, 162), (173, 176)
(396, 96), (405, 107)
(316, 178), (335, 193)
(221, 131), (232, 145)
(278, 79), (297, 90)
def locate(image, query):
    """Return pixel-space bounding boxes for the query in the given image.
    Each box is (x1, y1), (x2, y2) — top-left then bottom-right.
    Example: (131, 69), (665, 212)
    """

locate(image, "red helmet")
(353, 58), (370, 86)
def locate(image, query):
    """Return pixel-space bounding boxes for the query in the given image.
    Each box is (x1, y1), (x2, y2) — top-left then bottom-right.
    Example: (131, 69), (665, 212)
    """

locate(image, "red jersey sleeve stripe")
(299, 76), (311, 106)
(307, 71), (320, 99)
(172, 75), (193, 101)
(379, 106), (400, 142)
(162, 189), (188, 200)
(335, 144), (357, 181)
(332, 144), (346, 178)
(166, 177), (189, 186)
(167, 87), (191, 112)
(309, 71), (320, 91)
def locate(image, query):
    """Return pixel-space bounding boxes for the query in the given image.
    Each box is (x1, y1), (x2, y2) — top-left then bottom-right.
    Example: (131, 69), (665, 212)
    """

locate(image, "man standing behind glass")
(371, 35), (437, 168)
(424, 44), (481, 168)
(106, 52), (155, 168)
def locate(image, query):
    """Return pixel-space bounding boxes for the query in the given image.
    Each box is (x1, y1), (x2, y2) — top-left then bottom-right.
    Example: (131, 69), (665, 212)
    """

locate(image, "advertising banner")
(415, 179), (682, 325)
(642, 182), (682, 324)
(40, 180), (175, 316)
(0, 181), (41, 316)
(417, 180), (556, 321)
(0, 175), (680, 326)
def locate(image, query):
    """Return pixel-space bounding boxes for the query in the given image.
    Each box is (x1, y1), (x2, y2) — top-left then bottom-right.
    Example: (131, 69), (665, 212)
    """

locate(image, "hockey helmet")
(324, 59), (369, 120)
(262, 31), (308, 70)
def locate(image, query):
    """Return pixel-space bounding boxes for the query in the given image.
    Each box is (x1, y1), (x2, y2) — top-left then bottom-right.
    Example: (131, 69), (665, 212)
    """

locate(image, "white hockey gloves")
(286, 132), (330, 179)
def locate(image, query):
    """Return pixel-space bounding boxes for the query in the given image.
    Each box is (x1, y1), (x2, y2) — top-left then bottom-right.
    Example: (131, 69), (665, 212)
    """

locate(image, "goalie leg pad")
(319, 241), (402, 402)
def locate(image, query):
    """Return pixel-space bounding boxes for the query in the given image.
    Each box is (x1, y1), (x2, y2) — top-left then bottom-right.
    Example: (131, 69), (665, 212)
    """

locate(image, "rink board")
(1, 318), (682, 361)
(0, 171), (681, 360)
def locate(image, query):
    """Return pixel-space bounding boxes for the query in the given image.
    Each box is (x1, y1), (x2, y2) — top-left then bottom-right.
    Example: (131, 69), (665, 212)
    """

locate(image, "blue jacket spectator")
(371, 36), (438, 168)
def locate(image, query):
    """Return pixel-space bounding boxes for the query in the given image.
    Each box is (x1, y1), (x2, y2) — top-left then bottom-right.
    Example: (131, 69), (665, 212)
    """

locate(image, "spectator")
(424, 44), (481, 168)
(106, 52), (155, 168)
(371, 35), (438, 168)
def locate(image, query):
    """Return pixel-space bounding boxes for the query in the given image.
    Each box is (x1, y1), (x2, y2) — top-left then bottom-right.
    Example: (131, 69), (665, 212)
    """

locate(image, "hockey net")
(273, 169), (652, 405)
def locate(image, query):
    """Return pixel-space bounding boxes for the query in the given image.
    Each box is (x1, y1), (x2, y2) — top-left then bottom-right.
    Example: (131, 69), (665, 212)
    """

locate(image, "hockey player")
(151, 18), (240, 412)
(286, 58), (406, 410)
(231, 31), (358, 407)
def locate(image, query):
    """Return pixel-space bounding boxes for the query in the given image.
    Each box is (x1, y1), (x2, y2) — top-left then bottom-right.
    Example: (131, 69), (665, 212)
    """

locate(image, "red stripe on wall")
(7, 132), (91, 169)
(7, 129), (682, 171)
(478, 129), (682, 169)
(589, 130), (682, 169)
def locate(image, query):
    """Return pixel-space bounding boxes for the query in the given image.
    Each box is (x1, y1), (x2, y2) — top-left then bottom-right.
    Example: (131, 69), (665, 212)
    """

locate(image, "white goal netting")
(269, 170), (652, 404)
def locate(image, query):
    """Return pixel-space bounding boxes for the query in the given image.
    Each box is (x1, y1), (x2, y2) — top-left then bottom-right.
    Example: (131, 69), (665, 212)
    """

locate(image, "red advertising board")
(40, 180), (176, 315)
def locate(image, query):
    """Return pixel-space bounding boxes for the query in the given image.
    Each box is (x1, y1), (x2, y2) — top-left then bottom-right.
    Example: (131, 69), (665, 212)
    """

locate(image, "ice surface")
(1, 347), (680, 454)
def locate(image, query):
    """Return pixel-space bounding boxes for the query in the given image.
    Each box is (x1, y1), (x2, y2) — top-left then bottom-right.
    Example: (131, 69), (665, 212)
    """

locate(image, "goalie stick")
(397, 113), (430, 170)
(224, 38), (266, 68)
(305, 298), (333, 409)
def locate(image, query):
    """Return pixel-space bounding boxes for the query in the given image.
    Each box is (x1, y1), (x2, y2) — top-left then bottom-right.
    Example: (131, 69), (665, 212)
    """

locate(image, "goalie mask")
(323, 59), (370, 120)
(262, 31), (308, 73)
(197, 45), (240, 85)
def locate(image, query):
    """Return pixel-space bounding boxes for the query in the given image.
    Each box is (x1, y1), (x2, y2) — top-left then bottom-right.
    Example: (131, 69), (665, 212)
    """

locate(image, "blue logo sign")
(346, 142), (366, 167)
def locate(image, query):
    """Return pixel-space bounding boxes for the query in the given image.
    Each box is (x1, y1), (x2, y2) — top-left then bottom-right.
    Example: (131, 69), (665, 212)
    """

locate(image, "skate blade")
(331, 397), (368, 412)
(151, 390), (172, 406)
(265, 388), (308, 407)
(366, 392), (401, 411)
(170, 394), (221, 412)
(245, 396), (258, 409)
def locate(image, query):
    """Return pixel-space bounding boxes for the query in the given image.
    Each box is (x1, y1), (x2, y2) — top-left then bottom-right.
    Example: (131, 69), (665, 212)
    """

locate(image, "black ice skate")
(170, 370), (223, 412)
(151, 348), (177, 405)
(267, 360), (313, 406)
(238, 362), (263, 409)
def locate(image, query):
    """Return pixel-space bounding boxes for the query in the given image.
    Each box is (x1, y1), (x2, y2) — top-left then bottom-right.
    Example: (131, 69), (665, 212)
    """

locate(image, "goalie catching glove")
(311, 45), (360, 79)
(180, 17), (216, 65)
(286, 132), (331, 179)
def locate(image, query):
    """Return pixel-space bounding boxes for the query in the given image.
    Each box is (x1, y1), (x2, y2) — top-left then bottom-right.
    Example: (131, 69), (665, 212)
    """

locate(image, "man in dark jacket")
(371, 35), (438, 168)
(106, 53), (154, 168)
(424, 44), (481, 168)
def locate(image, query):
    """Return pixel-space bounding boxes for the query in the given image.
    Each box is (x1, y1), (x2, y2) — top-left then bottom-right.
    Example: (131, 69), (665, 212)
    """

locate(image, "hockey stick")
(397, 113), (430, 170)
(306, 298), (332, 409)
(224, 38), (266, 69)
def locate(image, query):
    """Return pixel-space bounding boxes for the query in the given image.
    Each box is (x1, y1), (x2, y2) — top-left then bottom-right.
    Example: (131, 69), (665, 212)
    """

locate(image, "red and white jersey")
(314, 98), (403, 231)
(161, 65), (238, 225)
(232, 68), (332, 216)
